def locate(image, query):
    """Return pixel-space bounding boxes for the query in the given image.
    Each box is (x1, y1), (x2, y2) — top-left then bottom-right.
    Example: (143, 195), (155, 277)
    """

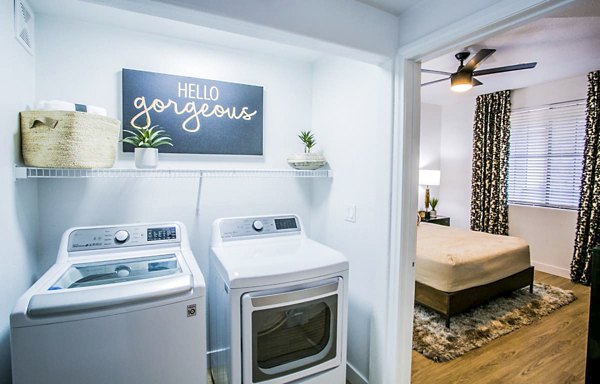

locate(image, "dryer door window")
(242, 278), (342, 383)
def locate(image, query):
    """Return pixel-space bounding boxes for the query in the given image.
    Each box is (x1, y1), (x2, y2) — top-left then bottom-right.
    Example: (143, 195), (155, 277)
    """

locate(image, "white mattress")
(416, 223), (531, 292)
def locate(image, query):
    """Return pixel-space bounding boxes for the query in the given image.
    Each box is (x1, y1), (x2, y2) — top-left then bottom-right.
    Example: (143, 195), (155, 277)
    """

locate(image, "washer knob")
(114, 230), (130, 243)
(252, 220), (264, 231)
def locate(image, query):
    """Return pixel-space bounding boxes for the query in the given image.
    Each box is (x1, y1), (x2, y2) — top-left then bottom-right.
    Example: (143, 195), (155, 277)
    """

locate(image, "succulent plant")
(298, 130), (316, 153)
(430, 197), (439, 210)
(122, 125), (173, 148)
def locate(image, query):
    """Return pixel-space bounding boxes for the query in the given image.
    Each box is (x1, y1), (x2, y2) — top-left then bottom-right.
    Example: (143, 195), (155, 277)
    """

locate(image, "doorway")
(387, 0), (585, 383)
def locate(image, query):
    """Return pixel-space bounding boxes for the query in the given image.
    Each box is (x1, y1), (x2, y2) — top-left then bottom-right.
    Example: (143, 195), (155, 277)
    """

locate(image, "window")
(508, 100), (586, 210)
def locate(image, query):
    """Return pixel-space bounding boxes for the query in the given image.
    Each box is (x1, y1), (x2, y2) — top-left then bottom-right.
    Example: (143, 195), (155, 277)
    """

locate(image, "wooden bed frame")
(415, 266), (535, 328)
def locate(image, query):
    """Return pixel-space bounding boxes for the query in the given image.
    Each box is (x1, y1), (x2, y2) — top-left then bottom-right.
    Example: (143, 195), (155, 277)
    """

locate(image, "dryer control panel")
(218, 215), (301, 241)
(67, 224), (180, 252)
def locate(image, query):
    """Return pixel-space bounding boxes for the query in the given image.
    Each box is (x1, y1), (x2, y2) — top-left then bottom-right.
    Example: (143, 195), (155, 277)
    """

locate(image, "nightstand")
(422, 216), (450, 226)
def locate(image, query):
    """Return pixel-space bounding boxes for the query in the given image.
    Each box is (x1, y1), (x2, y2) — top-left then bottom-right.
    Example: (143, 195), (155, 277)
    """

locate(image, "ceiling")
(356, 0), (418, 15)
(421, 0), (600, 106)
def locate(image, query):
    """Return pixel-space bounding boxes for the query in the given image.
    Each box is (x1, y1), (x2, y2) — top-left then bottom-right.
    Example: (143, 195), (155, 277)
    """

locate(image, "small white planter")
(134, 148), (158, 169)
(287, 152), (327, 170)
(430, 210), (437, 219)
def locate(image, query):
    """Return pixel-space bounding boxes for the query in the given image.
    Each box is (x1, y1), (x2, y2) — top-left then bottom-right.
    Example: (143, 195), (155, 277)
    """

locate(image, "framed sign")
(122, 69), (263, 155)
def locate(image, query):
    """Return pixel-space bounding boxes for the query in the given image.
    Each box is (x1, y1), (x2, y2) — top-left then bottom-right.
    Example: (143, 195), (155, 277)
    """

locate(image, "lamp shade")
(419, 170), (440, 186)
(450, 71), (473, 93)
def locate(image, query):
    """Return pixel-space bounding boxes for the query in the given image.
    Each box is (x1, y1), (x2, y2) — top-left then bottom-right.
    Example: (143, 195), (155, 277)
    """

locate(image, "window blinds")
(508, 99), (587, 210)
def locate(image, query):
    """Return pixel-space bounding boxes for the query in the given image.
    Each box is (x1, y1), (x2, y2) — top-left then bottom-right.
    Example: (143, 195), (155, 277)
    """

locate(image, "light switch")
(345, 205), (356, 223)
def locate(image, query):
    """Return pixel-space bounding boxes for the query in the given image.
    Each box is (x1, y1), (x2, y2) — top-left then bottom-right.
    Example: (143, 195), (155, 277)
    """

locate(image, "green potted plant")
(430, 197), (439, 219)
(122, 125), (173, 169)
(287, 130), (327, 170)
(298, 130), (316, 154)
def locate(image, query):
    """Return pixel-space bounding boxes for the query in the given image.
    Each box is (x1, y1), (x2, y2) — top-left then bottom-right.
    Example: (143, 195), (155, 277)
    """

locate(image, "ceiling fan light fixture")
(450, 72), (473, 93)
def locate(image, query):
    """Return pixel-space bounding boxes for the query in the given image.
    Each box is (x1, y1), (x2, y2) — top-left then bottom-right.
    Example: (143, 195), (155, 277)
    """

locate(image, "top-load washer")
(10, 222), (207, 384)
(209, 214), (348, 384)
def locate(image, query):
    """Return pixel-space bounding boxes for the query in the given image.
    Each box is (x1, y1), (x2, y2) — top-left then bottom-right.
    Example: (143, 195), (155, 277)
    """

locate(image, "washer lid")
(211, 238), (348, 289)
(24, 253), (199, 319)
(27, 273), (194, 318)
(50, 254), (181, 290)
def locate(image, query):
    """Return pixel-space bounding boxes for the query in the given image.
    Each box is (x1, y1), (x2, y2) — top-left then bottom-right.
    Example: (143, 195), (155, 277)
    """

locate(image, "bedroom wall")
(437, 99), (476, 229)
(419, 103), (442, 210)
(437, 74), (588, 278)
(0, 0), (39, 381)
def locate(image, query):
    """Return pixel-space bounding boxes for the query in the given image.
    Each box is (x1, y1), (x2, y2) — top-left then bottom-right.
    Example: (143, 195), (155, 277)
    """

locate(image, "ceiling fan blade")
(421, 68), (453, 76)
(473, 78), (483, 87)
(461, 49), (496, 72)
(421, 77), (450, 87)
(473, 62), (537, 76)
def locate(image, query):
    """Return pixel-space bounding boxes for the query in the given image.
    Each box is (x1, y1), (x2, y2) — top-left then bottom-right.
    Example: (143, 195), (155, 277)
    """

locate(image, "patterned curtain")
(572, 70), (600, 285)
(470, 90), (511, 235)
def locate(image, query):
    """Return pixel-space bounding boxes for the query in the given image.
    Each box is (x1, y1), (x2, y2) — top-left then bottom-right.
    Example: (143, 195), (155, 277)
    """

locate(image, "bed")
(415, 222), (534, 327)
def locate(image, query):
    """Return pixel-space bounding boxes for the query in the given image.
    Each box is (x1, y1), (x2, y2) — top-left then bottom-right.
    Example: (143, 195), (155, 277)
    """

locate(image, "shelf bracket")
(14, 164), (28, 180)
(195, 176), (203, 216)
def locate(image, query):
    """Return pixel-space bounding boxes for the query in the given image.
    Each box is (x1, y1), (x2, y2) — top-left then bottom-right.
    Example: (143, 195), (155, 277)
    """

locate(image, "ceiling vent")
(14, 0), (34, 55)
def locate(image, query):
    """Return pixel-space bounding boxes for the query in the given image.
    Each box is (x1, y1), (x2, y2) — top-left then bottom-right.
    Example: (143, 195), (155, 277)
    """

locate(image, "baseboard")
(532, 261), (570, 279)
(346, 362), (368, 384)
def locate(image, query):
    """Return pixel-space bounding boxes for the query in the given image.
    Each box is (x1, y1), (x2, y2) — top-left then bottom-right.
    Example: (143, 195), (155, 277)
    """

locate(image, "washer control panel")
(68, 224), (180, 252)
(252, 220), (264, 231)
(219, 215), (301, 240)
(114, 230), (130, 243)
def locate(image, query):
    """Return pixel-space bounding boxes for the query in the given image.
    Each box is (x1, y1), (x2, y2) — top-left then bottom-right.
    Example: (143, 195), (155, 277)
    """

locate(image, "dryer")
(10, 222), (207, 384)
(209, 214), (348, 384)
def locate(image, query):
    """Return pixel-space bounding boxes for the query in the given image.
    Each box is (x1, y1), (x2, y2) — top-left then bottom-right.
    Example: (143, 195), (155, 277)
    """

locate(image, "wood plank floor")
(411, 271), (590, 384)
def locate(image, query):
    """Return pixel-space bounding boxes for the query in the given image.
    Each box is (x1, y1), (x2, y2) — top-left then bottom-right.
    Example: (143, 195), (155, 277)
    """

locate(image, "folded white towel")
(36, 100), (108, 116)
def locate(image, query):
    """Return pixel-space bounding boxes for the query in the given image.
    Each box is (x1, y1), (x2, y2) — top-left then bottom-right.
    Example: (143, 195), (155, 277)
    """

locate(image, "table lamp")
(419, 169), (440, 211)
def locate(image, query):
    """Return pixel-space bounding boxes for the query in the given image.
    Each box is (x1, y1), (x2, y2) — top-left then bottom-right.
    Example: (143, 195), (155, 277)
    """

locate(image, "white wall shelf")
(14, 166), (332, 180)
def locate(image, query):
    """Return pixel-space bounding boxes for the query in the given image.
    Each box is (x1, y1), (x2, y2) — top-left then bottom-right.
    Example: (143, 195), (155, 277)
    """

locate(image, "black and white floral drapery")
(572, 70), (600, 285)
(470, 90), (511, 235)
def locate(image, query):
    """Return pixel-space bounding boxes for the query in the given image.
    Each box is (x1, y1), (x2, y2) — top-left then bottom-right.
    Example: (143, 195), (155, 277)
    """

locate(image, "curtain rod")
(512, 98), (586, 114)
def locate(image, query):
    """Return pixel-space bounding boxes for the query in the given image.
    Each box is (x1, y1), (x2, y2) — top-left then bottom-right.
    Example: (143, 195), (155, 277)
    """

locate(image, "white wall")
(0, 0), (39, 381)
(438, 99), (476, 228)
(436, 74), (588, 277)
(511, 74), (587, 107)
(33, 14), (316, 274)
(418, 103), (442, 210)
(419, 103), (442, 170)
(32, 13), (395, 384)
(508, 205), (578, 277)
(310, 57), (393, 383)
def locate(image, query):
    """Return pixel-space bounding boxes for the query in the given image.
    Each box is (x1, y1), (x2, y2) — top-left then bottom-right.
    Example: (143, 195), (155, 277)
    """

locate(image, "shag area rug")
(412, 283), (576, 362)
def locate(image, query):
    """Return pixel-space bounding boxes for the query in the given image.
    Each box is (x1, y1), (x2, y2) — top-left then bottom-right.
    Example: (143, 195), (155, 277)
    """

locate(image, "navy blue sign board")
(122, 69), (263, 155)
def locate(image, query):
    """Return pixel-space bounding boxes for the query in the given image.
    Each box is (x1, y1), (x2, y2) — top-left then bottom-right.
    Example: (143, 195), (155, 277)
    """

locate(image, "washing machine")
(10, 222), (207, 384)
(209, 214), (348, 384)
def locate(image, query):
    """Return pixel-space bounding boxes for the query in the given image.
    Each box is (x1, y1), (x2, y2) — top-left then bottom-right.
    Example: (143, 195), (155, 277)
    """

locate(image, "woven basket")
(20, 111), (120, 169)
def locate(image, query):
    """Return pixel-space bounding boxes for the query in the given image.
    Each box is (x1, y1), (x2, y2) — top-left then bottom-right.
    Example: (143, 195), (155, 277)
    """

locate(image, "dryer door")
(241, 277), (343, 384)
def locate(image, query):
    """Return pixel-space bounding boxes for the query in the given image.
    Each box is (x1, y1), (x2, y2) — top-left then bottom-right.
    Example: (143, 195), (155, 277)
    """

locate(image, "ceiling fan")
(421, 49), (537, 92)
